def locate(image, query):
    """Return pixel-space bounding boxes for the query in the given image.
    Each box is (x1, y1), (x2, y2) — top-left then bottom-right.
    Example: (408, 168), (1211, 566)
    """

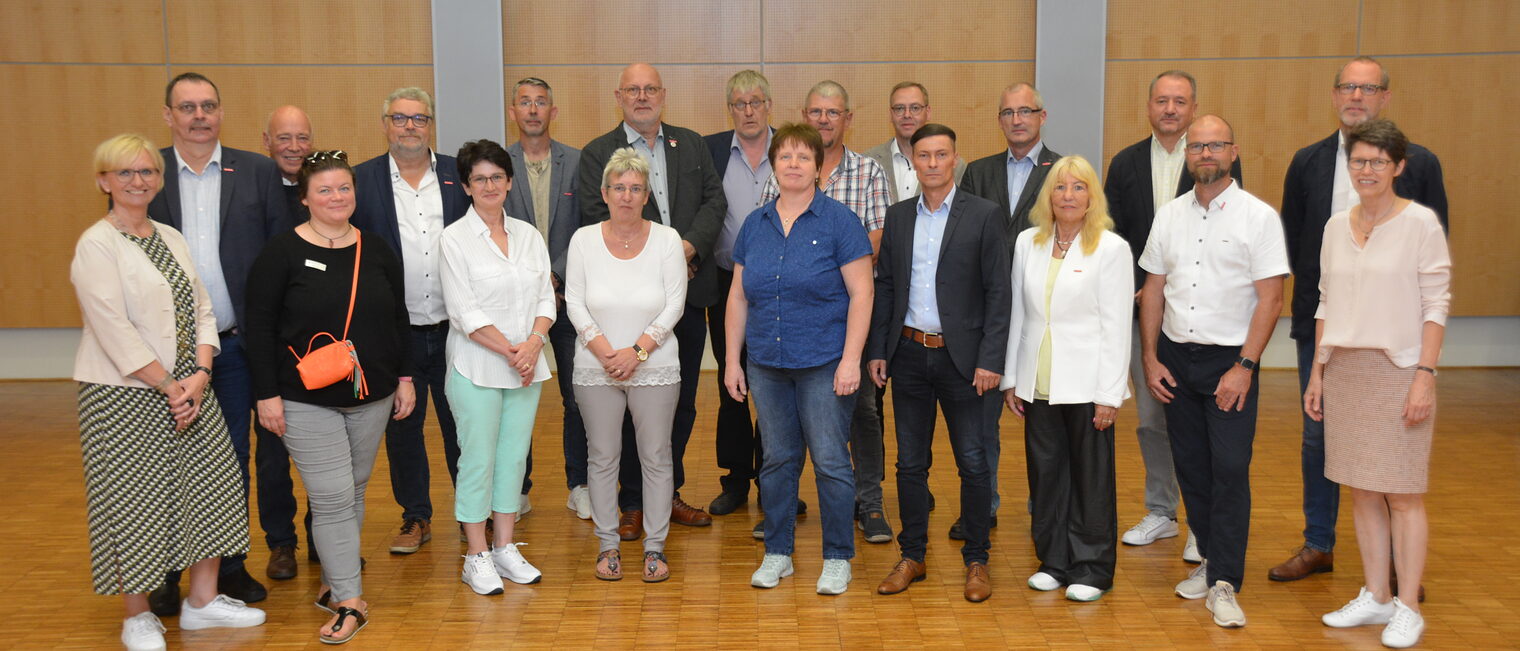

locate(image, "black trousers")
(1157, 335), (1258, 592)
(1024, 400), (1117, 589)
(890, 338), (994, 565)
(709, 266), (761, 495)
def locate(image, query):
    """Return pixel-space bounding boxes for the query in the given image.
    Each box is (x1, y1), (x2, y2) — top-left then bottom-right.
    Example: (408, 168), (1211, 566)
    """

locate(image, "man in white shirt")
(1139, 115), (1288, 629)
(863, 82), (965, 204)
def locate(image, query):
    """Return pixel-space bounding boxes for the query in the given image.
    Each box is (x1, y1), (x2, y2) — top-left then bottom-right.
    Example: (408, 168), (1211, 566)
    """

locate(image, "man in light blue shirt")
(961, 83), (1062, 258)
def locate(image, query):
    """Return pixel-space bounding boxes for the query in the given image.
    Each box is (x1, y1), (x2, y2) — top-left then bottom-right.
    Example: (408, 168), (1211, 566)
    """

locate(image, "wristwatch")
(633, 343), (650, 362)
(194, 365), (214, 379)
(1235, 356), (1258, 371)
(1415, 365), (1437, 376)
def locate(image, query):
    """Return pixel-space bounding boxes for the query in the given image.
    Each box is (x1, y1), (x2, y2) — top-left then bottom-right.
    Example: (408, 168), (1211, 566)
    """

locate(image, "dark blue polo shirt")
(733, 192), (872, 369)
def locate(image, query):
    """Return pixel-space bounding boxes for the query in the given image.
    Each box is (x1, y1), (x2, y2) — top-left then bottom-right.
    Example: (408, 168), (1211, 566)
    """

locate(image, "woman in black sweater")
(245, 151), (415, 645)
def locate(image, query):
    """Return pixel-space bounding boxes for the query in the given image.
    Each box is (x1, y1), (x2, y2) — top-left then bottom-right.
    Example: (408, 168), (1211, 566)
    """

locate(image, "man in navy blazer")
(349, 87), (470, 554)
(1270, 56), (1447, 586)
(867, 124), (1010, 602)
(960, 83), (1062, 256)
(502, 76), (587, 519)
(146, 71), (291, 613)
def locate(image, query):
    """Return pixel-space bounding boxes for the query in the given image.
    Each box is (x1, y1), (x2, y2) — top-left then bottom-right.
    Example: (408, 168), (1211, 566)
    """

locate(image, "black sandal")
(319, 606), (368, 645)
(313, 589), (335, 614)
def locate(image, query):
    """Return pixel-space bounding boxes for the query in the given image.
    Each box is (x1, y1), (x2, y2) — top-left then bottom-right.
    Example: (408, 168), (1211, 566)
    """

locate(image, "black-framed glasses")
(999, 107), (1043, 119)
(730, 99), (769, 112)
(1185, 141), (1233, 154)
(1348, 157), (1393, 171)
(305, 150), (348, 164)
(619, 85), (663, 97)
(386, 113), (432, 127)
(112, 168), (160, 182)
(806, 108), (848, 120)
(172, 100), (220, 115)
(1335, 83), (1386, 96)
(890, 103), (927, 117)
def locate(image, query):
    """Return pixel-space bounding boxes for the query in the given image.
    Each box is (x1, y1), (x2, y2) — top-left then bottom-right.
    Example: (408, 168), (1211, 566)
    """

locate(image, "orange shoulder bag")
(288, 231), (370, 398)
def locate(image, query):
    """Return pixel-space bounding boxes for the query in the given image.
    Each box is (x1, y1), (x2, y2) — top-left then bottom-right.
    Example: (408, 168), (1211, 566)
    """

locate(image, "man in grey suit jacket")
(961, 83), (1062, 256)
(863, 82), (966, 204)
(503, 77), (588, 520)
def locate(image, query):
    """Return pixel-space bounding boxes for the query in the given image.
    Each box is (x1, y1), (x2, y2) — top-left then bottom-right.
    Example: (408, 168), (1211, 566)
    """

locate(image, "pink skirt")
(1323, 348), (1433, 494)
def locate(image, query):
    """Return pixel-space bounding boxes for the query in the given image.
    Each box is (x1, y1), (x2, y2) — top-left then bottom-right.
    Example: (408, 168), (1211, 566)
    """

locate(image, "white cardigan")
(999, 227), (1134, 407)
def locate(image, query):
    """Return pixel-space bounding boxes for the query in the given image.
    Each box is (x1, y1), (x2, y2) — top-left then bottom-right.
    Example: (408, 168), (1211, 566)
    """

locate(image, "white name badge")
(305, 259), (328, 271)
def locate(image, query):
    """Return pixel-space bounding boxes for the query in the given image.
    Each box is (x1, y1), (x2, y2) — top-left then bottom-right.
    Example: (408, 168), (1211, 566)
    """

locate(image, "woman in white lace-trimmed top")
(565, 148), (687, 583)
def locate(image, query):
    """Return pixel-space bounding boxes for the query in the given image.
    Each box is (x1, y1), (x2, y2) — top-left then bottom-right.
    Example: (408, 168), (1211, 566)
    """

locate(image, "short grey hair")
(1149, 70), (1197, 101)
(602, 147), (650, 187)
(726, 69), (771, 103)
(1003, 82), (1045, 109)
(807, 80), (851, 111)
(383, 87), (435, 117)
(512, 77), (554, 104)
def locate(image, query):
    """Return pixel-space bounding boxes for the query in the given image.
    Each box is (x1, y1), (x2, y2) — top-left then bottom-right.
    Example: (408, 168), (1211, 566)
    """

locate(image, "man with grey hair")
(351, 86), (471, 555)
(863, 81), (965, 203)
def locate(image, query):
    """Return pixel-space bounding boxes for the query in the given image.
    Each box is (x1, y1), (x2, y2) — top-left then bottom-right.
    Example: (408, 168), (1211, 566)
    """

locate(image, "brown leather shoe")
(1267, 546), (1333, 581)
(964, 562), (992, 602)
(266, 544), (297, 580)
(618, 510), (643, 541)
(671, 496), (713, 526)
(877, 558), (927, 595)
(388, 518), (431, 554)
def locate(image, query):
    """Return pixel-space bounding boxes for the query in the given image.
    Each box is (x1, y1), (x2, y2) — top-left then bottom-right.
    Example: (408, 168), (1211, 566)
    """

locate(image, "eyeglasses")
(111, 168), (160, 182)
(304, 150), (348, 164)
(890, 103), (927, 117)
(1348, 157), (1394, 171)
(1185, 141), (1232, 154)
(1335, 83), (1386, 96)
(730, 99), (769, 112)
(469, 173), (509, 186)
(515, 98), (550, 109)
(172, 100), (220, 115)
(606, 184), (648, 195)
(805, 108), (848, 120)
(999, 107), (1043, 119)
(386, 113), (432, 127)
(619, 85), (663, 97)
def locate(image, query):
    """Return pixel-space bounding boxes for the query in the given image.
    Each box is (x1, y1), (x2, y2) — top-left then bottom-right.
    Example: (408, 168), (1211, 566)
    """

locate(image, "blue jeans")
(551, 303), (588, 489)
(1296, 337), (1338, 552)
(384, 326), (459, 522)
(749, 360), (855, 560)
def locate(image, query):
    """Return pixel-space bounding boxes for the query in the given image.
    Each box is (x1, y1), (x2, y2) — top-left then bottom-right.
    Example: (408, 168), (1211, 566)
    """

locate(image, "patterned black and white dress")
(76, 228), (248, 595)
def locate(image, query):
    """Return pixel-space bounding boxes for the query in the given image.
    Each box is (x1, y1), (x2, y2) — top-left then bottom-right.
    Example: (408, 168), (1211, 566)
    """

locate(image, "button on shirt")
(905, 186), (956, 333)
(1006, 140), (1045, 216)
(174, 144), (235, 332)
(1150, 134), (1187, 213)
(1138, 181), (1291, 346)
(525, 156), (554, 245)
(1330, 131), (1361, 218)
(890, 138), (918, 200)
(733, 192), (872, 369)
(715, 131), (773, 270)
(390, 152), (448, 325)
(623, 122), (671, 226)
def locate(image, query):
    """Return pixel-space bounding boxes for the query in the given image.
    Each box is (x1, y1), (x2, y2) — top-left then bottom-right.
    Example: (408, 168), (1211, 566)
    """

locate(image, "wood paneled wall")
(2, 0), (1511, 326)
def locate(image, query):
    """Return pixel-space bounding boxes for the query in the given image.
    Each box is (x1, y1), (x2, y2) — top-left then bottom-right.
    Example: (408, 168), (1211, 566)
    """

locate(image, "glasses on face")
(112, 168), (160, 182)
(1348, 157), (1393, 171)
(607, 184), (648, 195)
(516, 98), (550, 109)
(999, 107), (1043, 119)
(469, 173), (509, 187)
(386, 113), (432, 127)
(806, 108), (847, 121)
(1335, 83), (1386, 96)
(730, 99), (768, 112)
(305, 150), (348, 164)
(890, 103), (927, 117)
(619, 85), (663, 98)
(1185, 141), (1232, 155)
(172, 100), (220, 115)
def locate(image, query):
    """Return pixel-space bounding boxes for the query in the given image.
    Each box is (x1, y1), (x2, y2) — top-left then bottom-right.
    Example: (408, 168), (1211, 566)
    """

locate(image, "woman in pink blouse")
(1303, 119), (1450, 649)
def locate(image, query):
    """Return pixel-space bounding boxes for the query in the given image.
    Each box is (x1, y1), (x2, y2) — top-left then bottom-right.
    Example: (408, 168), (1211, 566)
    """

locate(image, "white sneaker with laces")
(1122, 513), (1179, 546)
(122, 611), (166, 651)
(1322, 586), (1395, 628)
(1066, 584), (1104, 602)
(516, 494), (532, 522)
(1183, 530), (1202, 563)
(1175, 560), (1209, 599)
(750, 554), (794, 588)
(1381, 598), (1425, 648)
(493, 543), (543, 584)
(566, 485), (592, 520)
(816, 559), (851, 595)
(1206, 580), (1246, 627)
(1027, 571), (1062, 591)
(178, 594), (266, 630)
(462, 551), (505, 595)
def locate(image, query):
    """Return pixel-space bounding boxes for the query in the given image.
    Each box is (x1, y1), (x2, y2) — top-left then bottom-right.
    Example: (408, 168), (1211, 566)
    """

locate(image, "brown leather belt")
(902, 326), (945, 349)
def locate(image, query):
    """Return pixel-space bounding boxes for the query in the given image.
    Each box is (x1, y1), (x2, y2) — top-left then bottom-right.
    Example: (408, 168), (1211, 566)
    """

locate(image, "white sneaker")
(493, 543), (543, 584)
(1175, 560), (1209, 599)
(750, 554), (794, 588)
(1122, 513), (1179, 546)
(566, 485), (592, 520)
(1206, 580), (1246, 628)
(816, 559), (851, 595)
(121, 611), (166, 651)
(1066, 584), (1104, 602)
(462, 551), (505, 595)
(1381, 598), (1425, 648)
(516, 494), (532, 522)
(1182, 530), (1202, 563)
(1322, 587), (1395, 628)
(1027, 571), (1062, 591)
(178, 594), (266, 630)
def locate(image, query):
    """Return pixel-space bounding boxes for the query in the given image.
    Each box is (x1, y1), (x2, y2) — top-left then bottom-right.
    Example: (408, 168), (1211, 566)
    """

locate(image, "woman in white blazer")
(1000, 155), (1133, 603)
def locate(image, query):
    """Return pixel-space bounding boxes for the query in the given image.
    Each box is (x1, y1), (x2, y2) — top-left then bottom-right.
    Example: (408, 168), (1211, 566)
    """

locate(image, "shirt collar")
(388, 150), (438, 179)
(173, 142), (223, 174)
(1190, 179), (1239, 211)
(623, 122), (666, 147)
(1150, 133), (1187, 156)
(1007, 140), (1045, 165)
(463, 205), (492, 237)
(916, 185), (958, 215)
(889, 138), (910, 161)
(730, 129), (772, 153)
(281, 177), (297, 187)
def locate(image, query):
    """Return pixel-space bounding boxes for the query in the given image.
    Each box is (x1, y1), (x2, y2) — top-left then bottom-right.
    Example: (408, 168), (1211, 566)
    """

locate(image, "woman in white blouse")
(1305, 119), (1449, 649)
(1001, 155), (1133, 603)
(566, 148), (687, 583)
(440, 140), (556, 595)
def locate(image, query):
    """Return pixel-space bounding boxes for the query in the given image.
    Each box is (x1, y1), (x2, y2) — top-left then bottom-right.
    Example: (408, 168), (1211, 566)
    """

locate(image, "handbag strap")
(339, 229), (362, 341)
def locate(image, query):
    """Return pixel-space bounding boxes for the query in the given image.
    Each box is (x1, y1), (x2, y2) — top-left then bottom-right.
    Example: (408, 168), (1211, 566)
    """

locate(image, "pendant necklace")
(309, 221), (353, 248)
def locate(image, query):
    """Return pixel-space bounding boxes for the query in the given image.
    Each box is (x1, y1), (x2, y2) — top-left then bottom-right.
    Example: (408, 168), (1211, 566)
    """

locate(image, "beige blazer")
(71, 219), (219, 388)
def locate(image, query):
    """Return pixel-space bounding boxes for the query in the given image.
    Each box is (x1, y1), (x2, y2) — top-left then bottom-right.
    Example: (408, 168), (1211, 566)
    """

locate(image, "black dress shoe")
(708, 491), (749, 515)
(948, 515), (998, 541)
(217, 565), (268, 603)
(148, 579), (180, 617)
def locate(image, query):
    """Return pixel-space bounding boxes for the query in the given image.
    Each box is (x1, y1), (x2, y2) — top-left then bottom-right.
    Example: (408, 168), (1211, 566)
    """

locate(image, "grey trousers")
(576, 382), (677, 553)
(281, 395), (393, 602)
(1130, 320), (1179, 518)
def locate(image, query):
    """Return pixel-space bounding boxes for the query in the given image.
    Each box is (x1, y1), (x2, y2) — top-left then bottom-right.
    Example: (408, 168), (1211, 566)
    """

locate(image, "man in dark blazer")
(867, 124), (1010, 603)
(576, 63), (726, 534)
(1270, 56), (1447, 586)
(961, 83), (1061, 257)
(147, 71), (291, 613)
(503, 76), (586, 520)
(1104, 70), (1241, 560)
(349, 87), (470, 555)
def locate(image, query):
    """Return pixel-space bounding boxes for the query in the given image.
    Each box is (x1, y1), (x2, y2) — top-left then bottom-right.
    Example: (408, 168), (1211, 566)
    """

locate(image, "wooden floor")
(5, 368), (1520, 649)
